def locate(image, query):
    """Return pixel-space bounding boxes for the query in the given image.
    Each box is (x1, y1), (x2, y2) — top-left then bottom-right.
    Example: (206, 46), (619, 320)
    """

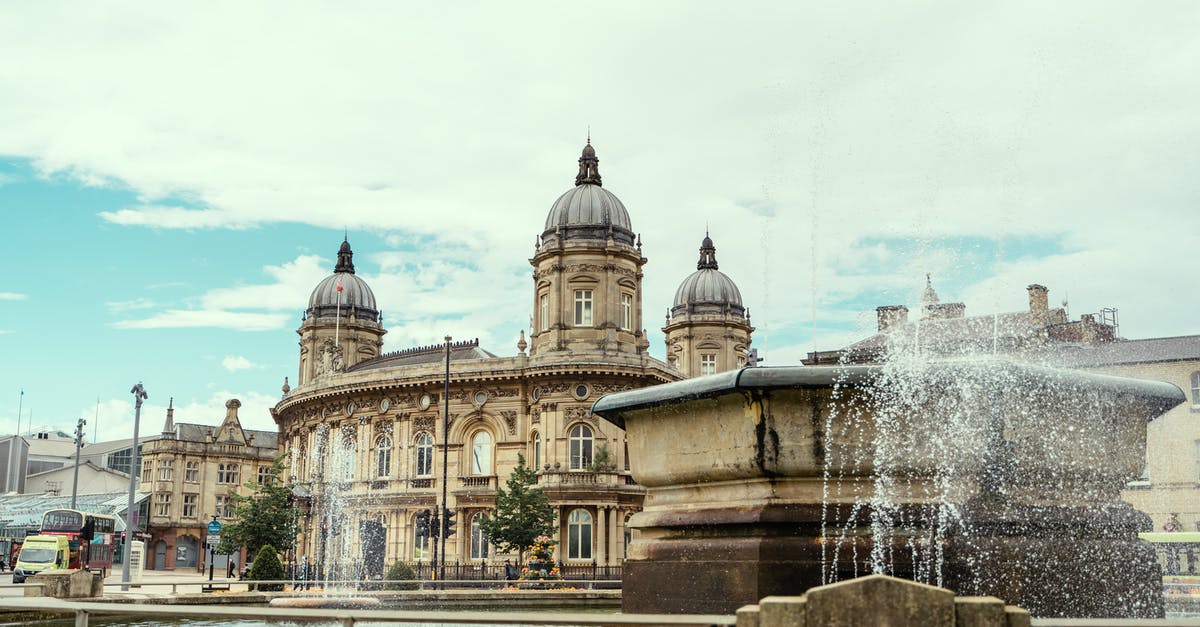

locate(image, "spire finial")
(921, 273), (939, 306)
(335, 236), (356, 274)
(576, 138), (601, 186)
(697, 232), (718, 270)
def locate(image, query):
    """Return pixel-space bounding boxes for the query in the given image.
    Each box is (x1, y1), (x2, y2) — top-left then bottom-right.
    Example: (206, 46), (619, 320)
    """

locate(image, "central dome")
(541, 142), (635, 247)
(306, 238), (380, 322)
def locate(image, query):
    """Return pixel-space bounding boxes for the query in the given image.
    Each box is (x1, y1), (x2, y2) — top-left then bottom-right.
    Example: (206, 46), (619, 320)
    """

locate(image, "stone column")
(614, 510), (625, 562)
(596, 505), (607, 564)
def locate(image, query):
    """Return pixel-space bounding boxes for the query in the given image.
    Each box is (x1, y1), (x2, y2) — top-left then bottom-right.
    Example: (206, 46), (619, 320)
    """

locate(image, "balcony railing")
(537, 469), (637, 488)
(459, 475), (494, 489)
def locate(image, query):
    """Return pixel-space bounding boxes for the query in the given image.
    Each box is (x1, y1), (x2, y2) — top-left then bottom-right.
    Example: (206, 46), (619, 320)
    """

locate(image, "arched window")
(567, 508), (593, 560)
(470, 512), (489, 560)
(338, 438), (356, 481)
(415, 432), (433, 477)
(531, 431), (541, 470)
(413, 513), (430, 560)
(1191, 371), (1200, 405)
(471, 431), (492, 475)
(569, 423), (593, 470)
(375, 435), (392, 478)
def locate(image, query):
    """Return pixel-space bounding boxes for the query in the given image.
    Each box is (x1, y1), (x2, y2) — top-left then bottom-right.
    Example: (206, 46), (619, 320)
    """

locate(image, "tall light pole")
(121, 383), (147, 589)
(70, 416), (87, 509)
(15, 388), (23, 436)
(439, 335), (451, 581)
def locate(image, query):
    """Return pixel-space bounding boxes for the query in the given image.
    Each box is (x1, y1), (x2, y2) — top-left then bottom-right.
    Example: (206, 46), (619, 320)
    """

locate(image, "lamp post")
(439, 335), (451, 581)
(121, 383), (147, 590)
(70, 416), (86, 509)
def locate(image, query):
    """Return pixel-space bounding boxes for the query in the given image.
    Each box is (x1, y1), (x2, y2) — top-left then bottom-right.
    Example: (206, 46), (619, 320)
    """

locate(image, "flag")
(336, 279), (344, 293)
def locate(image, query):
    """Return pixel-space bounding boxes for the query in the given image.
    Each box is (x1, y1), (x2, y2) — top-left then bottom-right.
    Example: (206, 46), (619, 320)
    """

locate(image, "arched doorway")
(153, 540), (167, 570)
(359, 519), (385, 579)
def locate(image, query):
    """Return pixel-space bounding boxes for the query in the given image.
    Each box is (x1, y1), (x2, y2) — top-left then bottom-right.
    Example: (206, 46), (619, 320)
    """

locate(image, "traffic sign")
(207, 520), (223, 535)
(206, 535), (220, 547)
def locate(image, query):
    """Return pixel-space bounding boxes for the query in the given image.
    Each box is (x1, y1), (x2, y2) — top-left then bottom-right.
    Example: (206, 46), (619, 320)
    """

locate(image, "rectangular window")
(258, 465), (271, 485)
(574, 290), (593, 326)
(218, 464), (240, 484)
(142, 460), (153, 479)
(216, 495), (230, 518)
(182, 494), (197, 518)
(701, 354), (717, 376)
(185, 461), (199, 482)
(620, 294), (632, 330)
(155, 493), (171, 517)
(158, 459), (174, 481)
(539, 294), (550, 331)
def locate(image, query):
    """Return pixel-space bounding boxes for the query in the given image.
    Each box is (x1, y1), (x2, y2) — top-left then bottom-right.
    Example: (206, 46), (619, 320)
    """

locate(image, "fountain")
(591, 357), (1185, 618)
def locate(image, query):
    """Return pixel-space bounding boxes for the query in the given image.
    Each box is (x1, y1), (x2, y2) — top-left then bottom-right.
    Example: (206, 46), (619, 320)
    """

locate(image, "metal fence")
(284, 560), (622, 587)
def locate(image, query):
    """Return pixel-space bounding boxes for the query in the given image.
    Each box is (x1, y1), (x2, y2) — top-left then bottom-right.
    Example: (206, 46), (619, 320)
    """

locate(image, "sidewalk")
(102, 568), (250, 597)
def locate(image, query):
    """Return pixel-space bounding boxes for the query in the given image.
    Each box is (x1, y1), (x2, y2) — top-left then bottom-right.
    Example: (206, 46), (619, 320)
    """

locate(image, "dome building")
(663, 234), (755, 376)
(271, 142), (753, 576)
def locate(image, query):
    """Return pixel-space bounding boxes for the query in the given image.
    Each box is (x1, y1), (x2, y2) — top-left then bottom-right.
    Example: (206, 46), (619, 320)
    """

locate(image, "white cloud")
(0, 292), (27, 300)
(111, 310), (289, 331)
(221, 355), (254, 372)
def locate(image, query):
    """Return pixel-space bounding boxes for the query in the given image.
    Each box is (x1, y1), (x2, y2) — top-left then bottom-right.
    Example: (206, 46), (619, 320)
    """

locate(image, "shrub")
(384, 561), (419, 590)
(248, 544), (284, 592)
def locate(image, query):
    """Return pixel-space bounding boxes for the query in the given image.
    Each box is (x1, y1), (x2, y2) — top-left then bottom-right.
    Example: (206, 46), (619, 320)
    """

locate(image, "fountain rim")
(591, 357), (1185, 429)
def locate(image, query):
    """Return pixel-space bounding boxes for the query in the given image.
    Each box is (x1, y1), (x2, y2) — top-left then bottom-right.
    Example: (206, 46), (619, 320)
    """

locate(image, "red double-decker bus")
(41, 509), (117, 575)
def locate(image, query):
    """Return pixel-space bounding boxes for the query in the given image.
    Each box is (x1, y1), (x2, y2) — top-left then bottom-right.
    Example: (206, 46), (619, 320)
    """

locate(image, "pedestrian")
(0, 557), (6, 572)
(504, 559), (516, 581)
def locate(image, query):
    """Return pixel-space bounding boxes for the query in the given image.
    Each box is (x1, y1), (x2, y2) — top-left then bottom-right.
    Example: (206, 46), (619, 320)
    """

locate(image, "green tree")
(383, 560), (419, 590)
(217, 455), (298, 558)
(478, 452), (556, 559)
(247, 544), (284, 592)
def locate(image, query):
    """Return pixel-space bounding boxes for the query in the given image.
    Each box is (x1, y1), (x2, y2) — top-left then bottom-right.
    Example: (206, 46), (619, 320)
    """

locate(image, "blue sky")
(2, 2), (1199, 443)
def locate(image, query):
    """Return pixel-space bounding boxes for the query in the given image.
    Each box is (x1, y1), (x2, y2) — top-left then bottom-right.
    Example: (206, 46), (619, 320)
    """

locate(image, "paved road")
(0, 568), (250, 598)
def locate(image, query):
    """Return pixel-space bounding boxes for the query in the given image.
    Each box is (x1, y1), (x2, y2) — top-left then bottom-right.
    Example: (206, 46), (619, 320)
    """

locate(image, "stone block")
(806, 574), (955, 627)
(954, 596), (1007, 627)
(1004, 605), (1031, 627)
(26, 569), (103, 598)
(735, 604), (760, 627)
(758, 596), (806, 627)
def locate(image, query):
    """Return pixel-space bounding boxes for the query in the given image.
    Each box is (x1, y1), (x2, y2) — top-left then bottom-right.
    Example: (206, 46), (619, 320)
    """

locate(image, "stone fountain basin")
(592, 359), (1185, 500)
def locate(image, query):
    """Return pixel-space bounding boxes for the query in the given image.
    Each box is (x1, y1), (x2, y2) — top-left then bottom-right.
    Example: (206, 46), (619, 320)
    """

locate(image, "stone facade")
(138, 399), (279, 571)
(271, 143), (754, 574)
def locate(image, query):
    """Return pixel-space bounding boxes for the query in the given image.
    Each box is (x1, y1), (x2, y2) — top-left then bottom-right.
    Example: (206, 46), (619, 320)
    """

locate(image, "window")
(531, 431), (541, 470)
(415, 432), (434, 476)
(700, 354), (717, 376)
(217, 463), (240, 484)
(573, 290), (593, 326)
(413, 519), (430, 560)
(567, 509), (593, 560)
(569, 423), (593, 470)
(142, 460), (153, 479)
(1192, 371), (1200, 406)
(470, 512), (489, 560)
(158, 459), (174, 481)
(539, 294), (550, 331)
(182, 494), (197, 518)
(621, 293), (632, 330)
(155, 493), (171, 517)
(624, 439), (630, 471)
(257, 465), (272, 485)
(472, 431), (492, 475)
(185, 461), (199, 482)
(339, 438), (357, 481)
(376, 435), (392, 477)
(216, 495), (230, 518)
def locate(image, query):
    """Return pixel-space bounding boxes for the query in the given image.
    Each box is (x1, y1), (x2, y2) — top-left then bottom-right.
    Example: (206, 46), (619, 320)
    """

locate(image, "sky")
(2, 2), (1198, 445)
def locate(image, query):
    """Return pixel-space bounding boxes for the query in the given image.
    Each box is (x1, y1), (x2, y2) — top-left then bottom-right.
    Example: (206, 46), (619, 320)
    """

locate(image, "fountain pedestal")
(593, 361), (1184, 617)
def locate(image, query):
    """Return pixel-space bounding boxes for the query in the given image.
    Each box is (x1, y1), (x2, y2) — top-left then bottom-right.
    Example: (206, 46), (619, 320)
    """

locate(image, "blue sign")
(207, 520), (222, 535)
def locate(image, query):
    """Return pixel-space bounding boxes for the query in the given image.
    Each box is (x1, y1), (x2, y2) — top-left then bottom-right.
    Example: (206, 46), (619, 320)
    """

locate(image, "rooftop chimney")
(1027, 284), (1049, 328)
(877, 305), (909, 332)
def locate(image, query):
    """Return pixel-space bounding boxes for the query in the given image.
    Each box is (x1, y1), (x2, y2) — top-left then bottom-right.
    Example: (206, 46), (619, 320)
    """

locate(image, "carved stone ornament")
(500, 410), (518, 436)
(314, 338), (346, 377)
(563, 406), (596, 424)
(414, 415), (435, 433)
(530, 407), (541, 424)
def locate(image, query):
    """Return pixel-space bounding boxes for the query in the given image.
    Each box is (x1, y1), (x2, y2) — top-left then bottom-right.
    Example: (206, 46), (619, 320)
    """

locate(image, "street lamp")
(121, 383), (147, 590)
(439, 335), (451, 581)
(70, 416), (86, 509)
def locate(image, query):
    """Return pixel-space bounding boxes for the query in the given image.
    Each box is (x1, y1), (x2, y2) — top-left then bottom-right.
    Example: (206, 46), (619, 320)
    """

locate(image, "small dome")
(670, 235), (746, 318)
(306, 239), (380, 322)
(540, 142), (636, 247)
